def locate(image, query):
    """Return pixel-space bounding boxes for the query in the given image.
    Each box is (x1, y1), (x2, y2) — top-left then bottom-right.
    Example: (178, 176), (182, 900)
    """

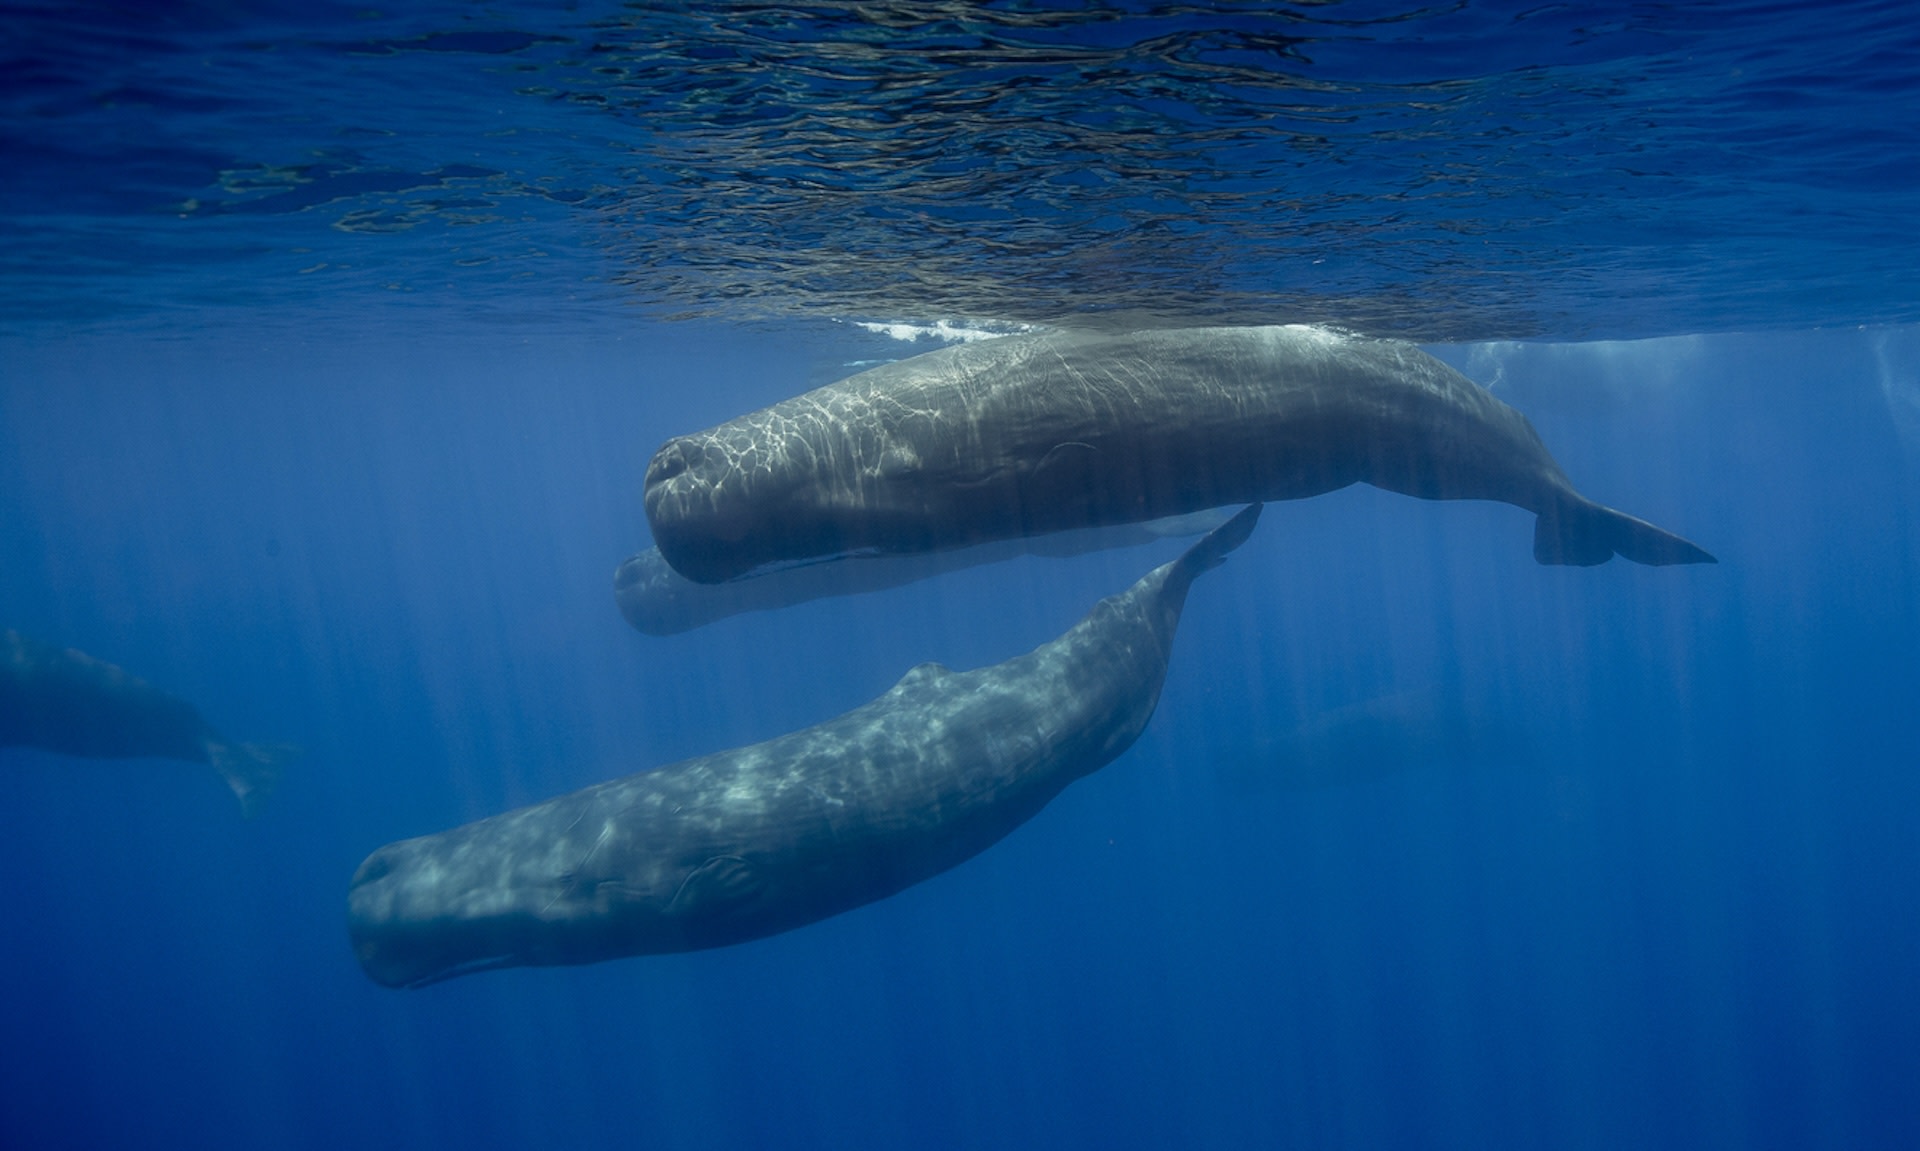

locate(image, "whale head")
(642, 432), (794, 584)
(345, 797), (648, 989)
(346, 835), (545, 988)
(643, 426), (889, 585)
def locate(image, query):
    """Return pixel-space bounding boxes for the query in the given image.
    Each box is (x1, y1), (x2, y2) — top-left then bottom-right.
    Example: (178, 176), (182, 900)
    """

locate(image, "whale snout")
(614, 549), (683, 602)
(645, 436), (700, 489)
(644, 434), (794, 583)
(645, 434), (751, 511)
(644, 436), (745, 582)
(347, 843), (440, 987)
(347, 840), (524, 989)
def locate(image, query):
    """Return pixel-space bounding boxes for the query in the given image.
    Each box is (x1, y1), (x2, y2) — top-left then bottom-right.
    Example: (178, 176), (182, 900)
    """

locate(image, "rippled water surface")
(5, 0), (1918, 337)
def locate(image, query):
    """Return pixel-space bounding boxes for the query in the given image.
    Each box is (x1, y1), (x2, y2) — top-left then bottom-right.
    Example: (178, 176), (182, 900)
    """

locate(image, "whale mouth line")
(727, 547), (887, 582)
(399, 951), (522, 990)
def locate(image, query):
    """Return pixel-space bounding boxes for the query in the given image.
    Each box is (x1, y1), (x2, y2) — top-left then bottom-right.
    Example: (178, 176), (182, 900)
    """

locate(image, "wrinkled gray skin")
(0, 630), (289, 816)
(348, 505), (1262, 988)
(614, 509), (1230, 636)
(645, 325), (1713, 584)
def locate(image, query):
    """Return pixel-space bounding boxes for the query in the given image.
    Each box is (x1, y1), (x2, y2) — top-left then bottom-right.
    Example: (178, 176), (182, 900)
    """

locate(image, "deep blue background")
(3, 322), (1917, 1150)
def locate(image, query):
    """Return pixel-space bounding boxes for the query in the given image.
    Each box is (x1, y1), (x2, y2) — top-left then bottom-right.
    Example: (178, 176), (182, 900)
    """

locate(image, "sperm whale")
(347, 505), (1262, 987)
(643, 325), (1713, 583)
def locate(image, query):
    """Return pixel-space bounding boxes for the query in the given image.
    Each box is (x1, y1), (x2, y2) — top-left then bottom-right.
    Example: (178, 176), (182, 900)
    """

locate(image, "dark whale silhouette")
(348, 505), (1262, 988)
(1219, 686), (1538, 796)
(1, 630), (292, 816)
(644, 325), (1713, 584)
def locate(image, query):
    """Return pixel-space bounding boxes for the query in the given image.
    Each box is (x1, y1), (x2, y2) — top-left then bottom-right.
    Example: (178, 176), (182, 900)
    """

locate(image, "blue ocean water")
(2, 4), (1918, 1150)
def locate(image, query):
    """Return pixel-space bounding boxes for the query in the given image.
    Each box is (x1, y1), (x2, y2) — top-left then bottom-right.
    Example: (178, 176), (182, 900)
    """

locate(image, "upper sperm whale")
(644, 325), (1713, 584)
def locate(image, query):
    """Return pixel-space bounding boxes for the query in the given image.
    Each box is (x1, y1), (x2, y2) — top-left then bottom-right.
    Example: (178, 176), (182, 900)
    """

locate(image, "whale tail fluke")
(1534, 500), (1716, 567)
(208, 740), (301, 818)
(1170, 503), (1263, 588)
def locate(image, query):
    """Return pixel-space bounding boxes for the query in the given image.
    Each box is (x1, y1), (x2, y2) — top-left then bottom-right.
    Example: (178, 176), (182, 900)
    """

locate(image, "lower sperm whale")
(643, 325), (1713, 583)
(1, 630), (292, 816)
(347, 504), (1262, 988)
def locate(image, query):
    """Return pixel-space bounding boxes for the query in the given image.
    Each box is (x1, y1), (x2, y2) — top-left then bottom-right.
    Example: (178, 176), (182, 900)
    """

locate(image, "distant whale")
(644, 325), (1714, 584)
(614, 509), (1231, 635)
(348, 504), (1262, 988)
(1220, 686), (1536, 796)
(1, 630), (293, 816)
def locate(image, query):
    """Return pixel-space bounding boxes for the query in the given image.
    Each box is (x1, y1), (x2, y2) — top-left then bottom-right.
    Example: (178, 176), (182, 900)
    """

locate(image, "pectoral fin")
(669, 855), (763, 917)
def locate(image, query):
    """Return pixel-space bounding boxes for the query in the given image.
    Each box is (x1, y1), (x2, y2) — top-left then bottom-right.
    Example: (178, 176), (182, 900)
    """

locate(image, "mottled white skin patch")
(348, 507), (1260, 989)
(644, 325), (1712, 583)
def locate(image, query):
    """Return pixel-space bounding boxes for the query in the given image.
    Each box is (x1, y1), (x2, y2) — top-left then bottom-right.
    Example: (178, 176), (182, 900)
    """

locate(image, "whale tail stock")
(1187, 502), (1263, 570)
(1533, 498), (1716, 567)
(1162, 503), (1263, 599)
(207, 740), (301, 818)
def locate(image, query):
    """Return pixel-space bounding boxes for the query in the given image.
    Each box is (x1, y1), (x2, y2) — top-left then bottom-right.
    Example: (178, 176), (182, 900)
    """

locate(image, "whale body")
(347, 505), (1262, 988)
(644, 325), (1713, 584)
(1, 630), (290, 816)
